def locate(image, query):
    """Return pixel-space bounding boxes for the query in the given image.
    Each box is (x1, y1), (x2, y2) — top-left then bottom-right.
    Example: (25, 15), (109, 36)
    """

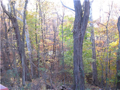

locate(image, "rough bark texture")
(117, 16), (120, 89)
(73, 0), (90, 90)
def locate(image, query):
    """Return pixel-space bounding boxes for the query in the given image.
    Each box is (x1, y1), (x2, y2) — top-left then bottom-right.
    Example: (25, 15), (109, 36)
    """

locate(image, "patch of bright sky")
(2, 0), (120, 20)
(47, 0), (120, 20)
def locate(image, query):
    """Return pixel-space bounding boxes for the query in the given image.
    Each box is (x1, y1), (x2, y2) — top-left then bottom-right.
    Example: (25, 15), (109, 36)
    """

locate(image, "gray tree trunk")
(3, 14), (11, 67)
(37, 0), (42, 77)
(73, 0), (90, 90)
(16, 0), (33, 79)
(90, 1), (98, 86)
(105, 6), (111, 89)
(22, 0), (28, 85)
(61, 11), (65, 84)
(1, 2), (22, 60)
(117, 16), (120, 89)
(1, 1), (25, 85)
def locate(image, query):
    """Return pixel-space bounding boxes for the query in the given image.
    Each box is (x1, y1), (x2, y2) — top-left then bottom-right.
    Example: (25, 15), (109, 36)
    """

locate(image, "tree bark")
(22, 0), (28, 85)
(37, 0), (42, 77)
(61, 9), (65, 84)
(15, 1), (33, 79)
(90, 1), (98, 86)
(1, 0), (29, 85)
(3, 13), (11, 67)
(1, 2), (22, 60)
(117, 16), (120, 89)
(73, 0), (90, 90)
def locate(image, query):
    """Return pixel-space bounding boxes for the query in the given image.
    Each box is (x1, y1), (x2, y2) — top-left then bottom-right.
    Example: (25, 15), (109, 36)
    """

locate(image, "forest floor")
(10, 77), (102, 90)
(85, 84), (101, 90)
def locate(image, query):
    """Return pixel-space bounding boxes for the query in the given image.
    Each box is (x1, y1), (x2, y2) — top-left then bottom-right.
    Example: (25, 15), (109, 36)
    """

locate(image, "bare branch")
(60, 0), (75, 12)
(16, 16), (23, 22)
(16, 9), (23, 16)
(81, 0), (90, 37)
(1, 1), (11, 18)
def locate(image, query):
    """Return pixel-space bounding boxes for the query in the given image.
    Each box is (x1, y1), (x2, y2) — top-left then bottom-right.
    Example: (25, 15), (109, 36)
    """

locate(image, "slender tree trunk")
(21, 0), (28, 85)
(35, 2), (38, 77)
(117, 16), (120, 89)
(24, 19), (33, 79)
(0, 14), (8, 70)
(73, 0), (90, 89)
(61, 10), (65, 84)
(37, 0), (42, 77)
(53, 19), (56, 68)
(90, 1), (98, 86)
(105, 5), (112, 89)
(100, 52), (104, 89)
(42, 14), (47, 89)
(3, 14), (11, 68)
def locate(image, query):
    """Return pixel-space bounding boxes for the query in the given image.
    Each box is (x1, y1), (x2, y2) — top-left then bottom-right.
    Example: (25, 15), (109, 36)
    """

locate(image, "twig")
(60, 0), (75, 12)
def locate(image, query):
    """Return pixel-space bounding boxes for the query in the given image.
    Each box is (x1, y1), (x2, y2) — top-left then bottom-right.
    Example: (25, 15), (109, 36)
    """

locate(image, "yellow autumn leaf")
(109, 39), (119, 47)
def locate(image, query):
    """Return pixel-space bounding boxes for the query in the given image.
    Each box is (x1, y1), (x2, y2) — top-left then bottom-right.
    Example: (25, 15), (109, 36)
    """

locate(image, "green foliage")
(58, 16), (94, 75)
(59, 16), (74, 75)
(83, 27), (94, 74)
(117, 70), (120, 76)
(1, 69), (16, 87)
(38, 67), (46, 71)
(59, 16), (74, 43)
(26, 13), (39, 48)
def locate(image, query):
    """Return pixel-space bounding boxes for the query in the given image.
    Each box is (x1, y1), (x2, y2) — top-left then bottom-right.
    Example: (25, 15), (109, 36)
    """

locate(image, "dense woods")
(0, 0), (120, 90)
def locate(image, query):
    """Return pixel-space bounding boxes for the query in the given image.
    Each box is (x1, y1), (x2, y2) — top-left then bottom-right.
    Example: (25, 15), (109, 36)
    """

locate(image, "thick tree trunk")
(73, 0), (90, 90)
(10, 15), (23, 59)
(117, 16), (120, 89)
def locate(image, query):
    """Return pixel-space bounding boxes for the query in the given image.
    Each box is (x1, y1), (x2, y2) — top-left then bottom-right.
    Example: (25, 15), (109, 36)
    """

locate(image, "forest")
(0, 0), (120, 90)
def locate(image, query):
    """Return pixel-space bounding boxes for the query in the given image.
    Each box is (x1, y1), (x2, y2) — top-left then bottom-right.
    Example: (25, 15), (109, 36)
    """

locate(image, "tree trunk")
(61, 10), (65, 84)
(22, 0), (28, 85)
(117, 16), (120, 89)
(12, 40), (20, 86)
(73, 0), (90, 90)
(90, 1), (98, 86)
(25, 20), (33, 79)
(37, 0), (42, 77)
(3, 14), (11, 68)
(1, 1), (25, 85)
